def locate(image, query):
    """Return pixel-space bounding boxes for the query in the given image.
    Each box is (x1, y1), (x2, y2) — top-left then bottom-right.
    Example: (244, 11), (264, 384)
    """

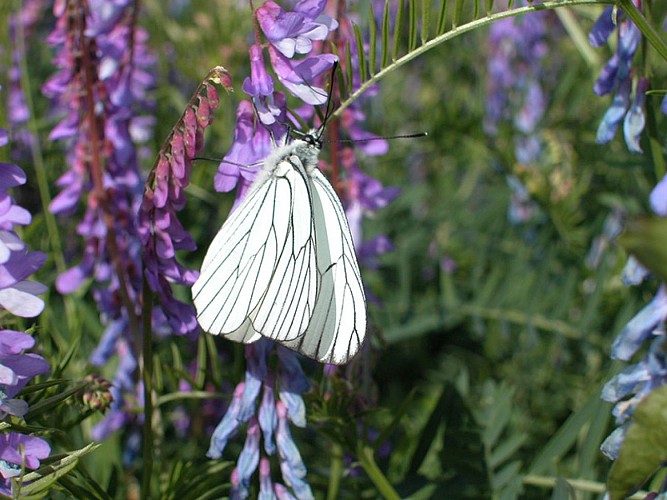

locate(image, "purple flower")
(0, 433), (50, 487)
(268, 48), (336, 105)
(276, 401), (313, 500)
(623, 78), (648, 153)
(243, 45), (280, 125)
(213, 99), (279, 198)
(236, 417), (261, 496)
(650, 174), (667, 216)
(208, 382), (246, 459)
(0, 165), (47, 318)
(590, 1), (646, 152)
(611, 285), (667, 361)
(257, 0), (337, 59)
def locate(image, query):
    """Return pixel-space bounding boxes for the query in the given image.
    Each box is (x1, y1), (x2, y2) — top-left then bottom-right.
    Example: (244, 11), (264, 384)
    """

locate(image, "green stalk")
(141, 275), (154, 499)
(326, 443), (343, 500)
(356, 443), (400, 500)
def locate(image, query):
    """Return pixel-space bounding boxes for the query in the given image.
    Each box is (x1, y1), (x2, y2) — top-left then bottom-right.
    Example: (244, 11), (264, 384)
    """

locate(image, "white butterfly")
(192, 131), (366, 364)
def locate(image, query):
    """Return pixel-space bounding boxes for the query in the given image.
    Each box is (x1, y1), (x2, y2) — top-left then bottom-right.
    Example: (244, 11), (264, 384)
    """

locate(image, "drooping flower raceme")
(139, 68), (230, 339)
(589, 3), (647, 153)
(207, 341), (313, 499)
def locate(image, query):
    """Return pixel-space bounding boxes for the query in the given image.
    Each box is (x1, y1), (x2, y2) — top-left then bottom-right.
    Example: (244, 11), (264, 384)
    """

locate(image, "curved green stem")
(332, 0), (613, 119)
(357, 443), (400, 500)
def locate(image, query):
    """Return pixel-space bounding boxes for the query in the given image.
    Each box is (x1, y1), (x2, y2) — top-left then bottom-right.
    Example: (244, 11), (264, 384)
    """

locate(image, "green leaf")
(16, 443), (101, 497)
(353, 22), (367, 84)
(618, 216), (667, 283)
(369, 2), (377, 74)
(608, 385), (667, 500)
(25, 381), (88, 418)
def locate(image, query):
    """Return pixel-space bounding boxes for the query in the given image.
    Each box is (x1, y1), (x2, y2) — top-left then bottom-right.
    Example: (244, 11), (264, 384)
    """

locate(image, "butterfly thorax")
(264, 135), (321, 175)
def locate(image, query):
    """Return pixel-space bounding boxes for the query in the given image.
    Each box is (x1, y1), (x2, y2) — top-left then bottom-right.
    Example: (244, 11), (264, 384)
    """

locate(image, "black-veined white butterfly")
(191, 129), (366, 364)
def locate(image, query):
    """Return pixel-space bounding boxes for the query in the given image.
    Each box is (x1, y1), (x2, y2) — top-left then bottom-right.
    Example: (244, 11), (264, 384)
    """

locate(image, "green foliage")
(608, 385), (667, 500)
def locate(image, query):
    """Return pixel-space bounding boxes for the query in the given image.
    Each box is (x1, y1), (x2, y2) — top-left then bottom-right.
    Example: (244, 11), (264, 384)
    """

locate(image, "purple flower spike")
(0, 108), (51, 484)
(209, 343), (314, 496)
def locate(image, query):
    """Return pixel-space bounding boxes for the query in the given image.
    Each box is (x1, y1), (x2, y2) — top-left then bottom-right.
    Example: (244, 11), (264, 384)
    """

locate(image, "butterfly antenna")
(332, 132), (429, 144)
(317, 59), (338, 141)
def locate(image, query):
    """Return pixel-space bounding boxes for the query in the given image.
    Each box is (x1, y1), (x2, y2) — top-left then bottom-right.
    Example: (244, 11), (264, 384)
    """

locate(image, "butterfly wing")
(282, 168), (367, 364)
(250, 156), (318, 340)
(192, 157), (318, 343)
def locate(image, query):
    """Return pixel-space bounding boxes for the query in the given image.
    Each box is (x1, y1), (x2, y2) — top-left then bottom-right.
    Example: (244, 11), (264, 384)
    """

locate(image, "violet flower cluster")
(208, 341), (313, 499)
(0, 120), (51, 494)
(600, 175), (667, 460)
(41, 1), (158, 441)
(589, 2), (647, 153)
(484, 7), (552, 224)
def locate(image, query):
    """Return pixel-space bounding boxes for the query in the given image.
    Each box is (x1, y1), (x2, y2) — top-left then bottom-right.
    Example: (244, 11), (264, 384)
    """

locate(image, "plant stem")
(326, 443), (343, 500)
(333, 0), (612, 118)
(141, 275), (154, 499)
(357, 443), (400, 500)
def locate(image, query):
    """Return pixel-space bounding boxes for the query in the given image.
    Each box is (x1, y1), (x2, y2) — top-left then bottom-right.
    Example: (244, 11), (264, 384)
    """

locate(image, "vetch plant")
(4, 0), (667, 498)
